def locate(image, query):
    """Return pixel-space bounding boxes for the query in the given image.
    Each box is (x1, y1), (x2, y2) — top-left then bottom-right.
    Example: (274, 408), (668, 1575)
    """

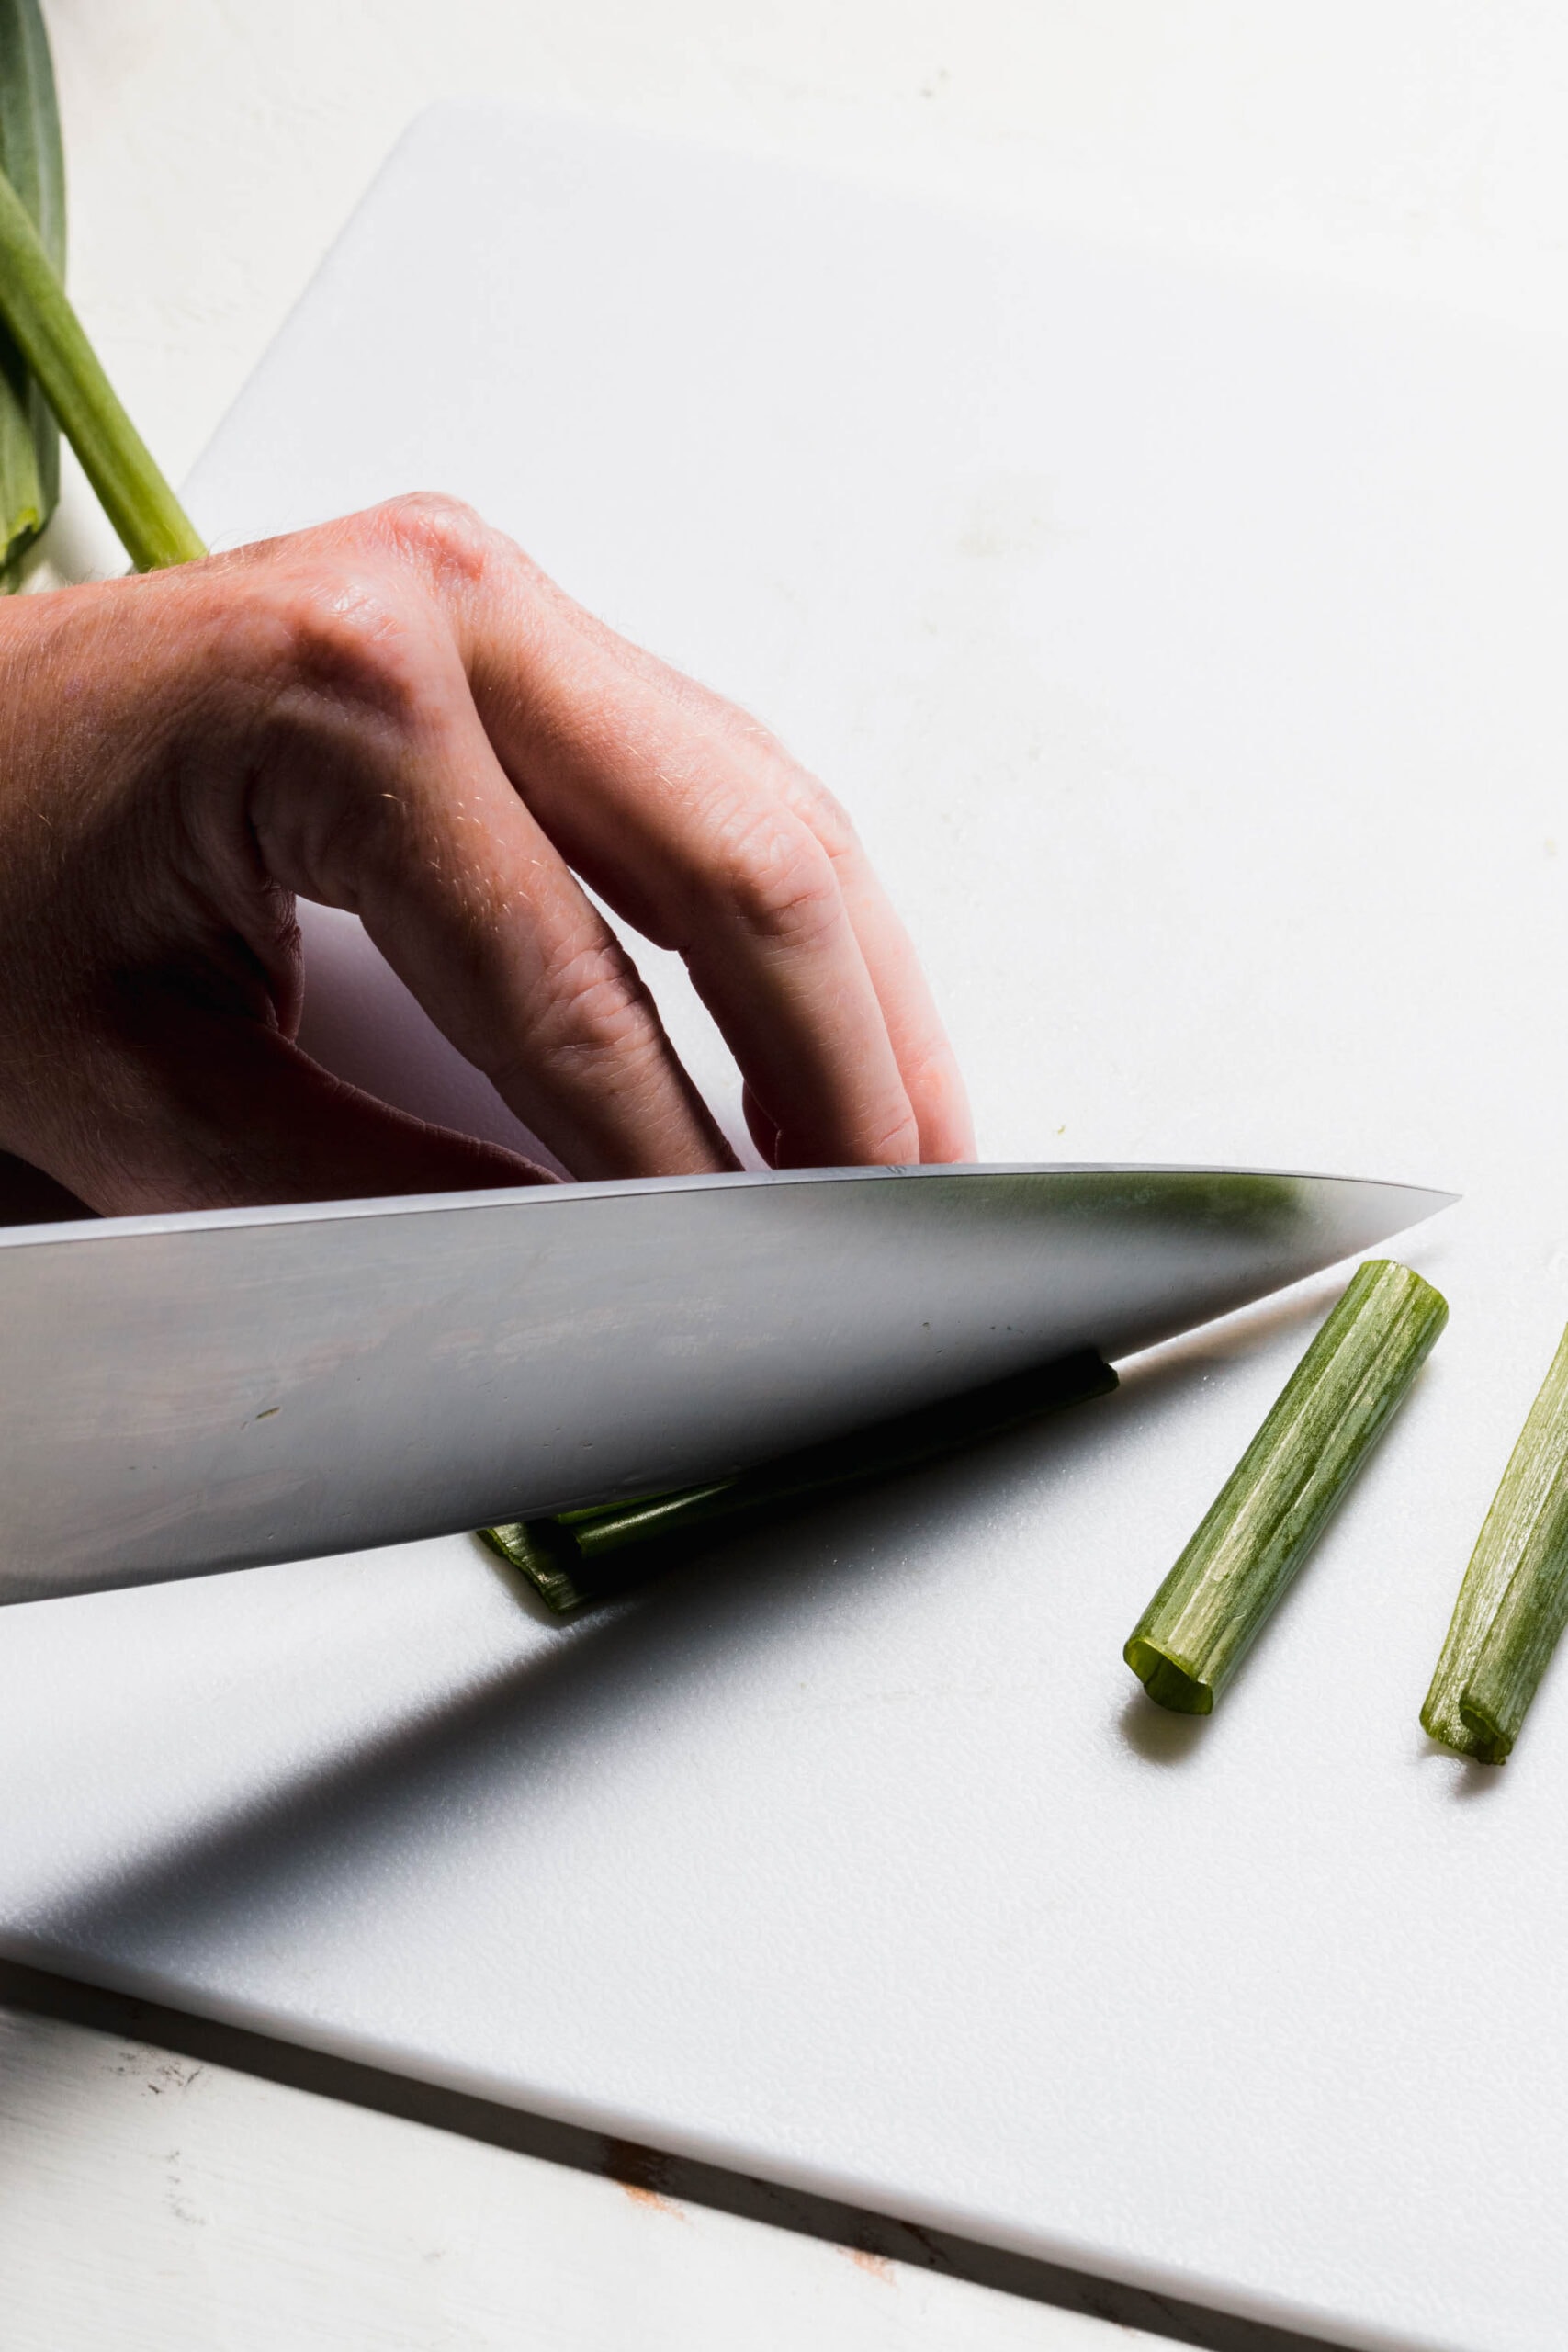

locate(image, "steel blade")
(0, 1163), (1452, 1601)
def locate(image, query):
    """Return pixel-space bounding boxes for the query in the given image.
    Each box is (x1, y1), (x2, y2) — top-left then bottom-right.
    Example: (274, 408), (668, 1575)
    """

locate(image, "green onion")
(1125, 1260), (1448, 1715)
(0, 136), (202, 571)
(481, 1348), (1119, 1613)
(0, 0), (62, 586)
(1421, 1323), (1568, 1763)
(0, 0), (200, 571)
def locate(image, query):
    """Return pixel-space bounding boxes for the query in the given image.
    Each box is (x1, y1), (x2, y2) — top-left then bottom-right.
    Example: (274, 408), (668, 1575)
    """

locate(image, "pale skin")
(0, 494), (973, 1217)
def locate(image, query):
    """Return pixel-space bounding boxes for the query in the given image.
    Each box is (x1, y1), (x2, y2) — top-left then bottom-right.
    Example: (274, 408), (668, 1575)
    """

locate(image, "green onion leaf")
(1125, 1260), (1448, 1715)
(1421, 1323), (1568, 1764)
(0, 140), (202, 572)
(481, 1348), (1118, 1614)
(0, 0), (62, 586)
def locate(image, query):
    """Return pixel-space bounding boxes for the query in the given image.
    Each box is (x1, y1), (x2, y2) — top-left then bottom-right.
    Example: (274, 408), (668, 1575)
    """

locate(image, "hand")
(0, 495), (972, 1216)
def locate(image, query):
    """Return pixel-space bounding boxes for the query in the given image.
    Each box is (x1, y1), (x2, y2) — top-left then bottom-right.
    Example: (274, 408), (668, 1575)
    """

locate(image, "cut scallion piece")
(481, 1348), (1118, 1613)
(1421, 1323), (1568, 1764)
(0, 0), (62, 586)
(1125, 1260), (1448, 1715)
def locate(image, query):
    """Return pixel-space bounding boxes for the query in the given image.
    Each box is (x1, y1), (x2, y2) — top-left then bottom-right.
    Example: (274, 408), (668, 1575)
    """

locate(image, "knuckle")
(230, 569), (437, 906)
(863, 1106), (923, 1164)
(783, 772), (861, 865)
(508, 935), (658, 1079)
(372, 491), (494, 587)
(251, 570), (426, 724)
(708, 807), (841, 949)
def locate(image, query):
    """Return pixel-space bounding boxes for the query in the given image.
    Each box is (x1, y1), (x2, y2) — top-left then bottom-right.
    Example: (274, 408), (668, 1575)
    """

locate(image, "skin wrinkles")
(0, 492), (973, 1217)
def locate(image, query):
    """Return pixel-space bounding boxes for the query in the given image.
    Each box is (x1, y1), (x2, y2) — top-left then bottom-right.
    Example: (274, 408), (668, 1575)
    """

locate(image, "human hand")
(0, 494), (972, 1216)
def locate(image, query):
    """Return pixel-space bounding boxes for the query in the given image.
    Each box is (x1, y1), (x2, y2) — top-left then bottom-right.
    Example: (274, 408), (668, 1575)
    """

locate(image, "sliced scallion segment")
(1421, 1323), (1568, 1764)
(482, 1348), (1118, 1614)
(1125, 1260), (1448, 1715)
(478, 1518), (591, 1615)
(0, 0), (62, 585)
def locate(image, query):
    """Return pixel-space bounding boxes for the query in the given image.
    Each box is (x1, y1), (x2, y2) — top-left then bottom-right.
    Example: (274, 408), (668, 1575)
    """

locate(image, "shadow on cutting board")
(3, 1287), (1350, 2352)
(23, 1286), (1338, 1969)
(1117, 1689), (1208, 1764)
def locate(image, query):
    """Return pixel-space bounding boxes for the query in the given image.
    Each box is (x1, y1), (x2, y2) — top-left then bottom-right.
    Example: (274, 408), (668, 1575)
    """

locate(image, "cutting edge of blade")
(0, 1161), (1460, 1251)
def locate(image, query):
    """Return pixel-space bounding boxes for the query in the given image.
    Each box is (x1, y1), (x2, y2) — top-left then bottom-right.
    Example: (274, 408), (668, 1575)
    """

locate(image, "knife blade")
(0, 1162), (1451, 1603)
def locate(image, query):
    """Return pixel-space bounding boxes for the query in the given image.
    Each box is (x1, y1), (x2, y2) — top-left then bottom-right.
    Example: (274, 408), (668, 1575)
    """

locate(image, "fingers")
(246, 587), (738, 1181)
(231, 495), (972, 1180)
(811, 885), (976, 1165)
(569, 738), (921, 1170)
(21, 1008), (548, 1217)
(435, 518), (972, 1167)
(0, 502), (970, 1225)
(357, 744), (739, 1181)
(773, 775), (976, 1164)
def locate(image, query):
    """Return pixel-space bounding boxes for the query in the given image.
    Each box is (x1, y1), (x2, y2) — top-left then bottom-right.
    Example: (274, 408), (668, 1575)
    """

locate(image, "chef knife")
(0, 1161), (1452, 1603)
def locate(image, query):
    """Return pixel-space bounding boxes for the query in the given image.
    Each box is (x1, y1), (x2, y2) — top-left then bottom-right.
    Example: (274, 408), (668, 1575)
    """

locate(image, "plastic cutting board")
(6, 104), (1568, 2352)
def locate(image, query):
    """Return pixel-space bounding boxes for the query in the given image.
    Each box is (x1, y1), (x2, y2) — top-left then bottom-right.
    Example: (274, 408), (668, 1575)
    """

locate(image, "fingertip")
(741, 1083), (783, 1168)
(927, 1094), (979, 1166)
(907, 1053), (977, 1167)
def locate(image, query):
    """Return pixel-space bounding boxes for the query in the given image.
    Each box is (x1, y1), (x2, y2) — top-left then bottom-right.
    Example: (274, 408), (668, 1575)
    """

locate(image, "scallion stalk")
(0, 146), (202, 571)
(481, 1348), (1118, 1613)
(0, 0), (62, 585)
(1125, 1260), (1448, 1715)
(1421, 1323), (1568, 1763)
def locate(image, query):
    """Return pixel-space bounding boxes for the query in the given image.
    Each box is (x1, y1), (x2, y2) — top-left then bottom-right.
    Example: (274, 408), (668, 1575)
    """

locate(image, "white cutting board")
(5, 105), (1568, 2352)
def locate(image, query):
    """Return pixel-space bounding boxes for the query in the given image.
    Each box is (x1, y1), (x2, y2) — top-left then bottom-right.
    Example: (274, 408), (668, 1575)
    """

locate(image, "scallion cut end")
(478, 1520), (590, 1615)
(1454, 1697), (1514, 1767)
(1123, 1636), (1213, 1715)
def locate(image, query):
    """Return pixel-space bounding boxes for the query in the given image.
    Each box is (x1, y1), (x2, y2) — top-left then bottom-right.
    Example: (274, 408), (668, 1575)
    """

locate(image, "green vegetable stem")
(1125, 1260), (1448, 1716)
(0, 0), (63, 585)
(0, 48), (202, 575)
(1422, 1322), (1568, 1764)
(482, 1347), (1119, 1613)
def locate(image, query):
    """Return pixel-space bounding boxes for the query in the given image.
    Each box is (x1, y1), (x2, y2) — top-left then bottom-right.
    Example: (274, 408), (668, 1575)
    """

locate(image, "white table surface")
(16, 8), (1568, 2350)
(2, 1991), (1166, 2352)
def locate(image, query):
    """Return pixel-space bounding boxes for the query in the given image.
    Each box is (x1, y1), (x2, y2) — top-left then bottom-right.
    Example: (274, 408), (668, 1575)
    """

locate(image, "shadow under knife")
(24, 1292), (1337, 1966)
(1, 1295), (1356, 2352)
